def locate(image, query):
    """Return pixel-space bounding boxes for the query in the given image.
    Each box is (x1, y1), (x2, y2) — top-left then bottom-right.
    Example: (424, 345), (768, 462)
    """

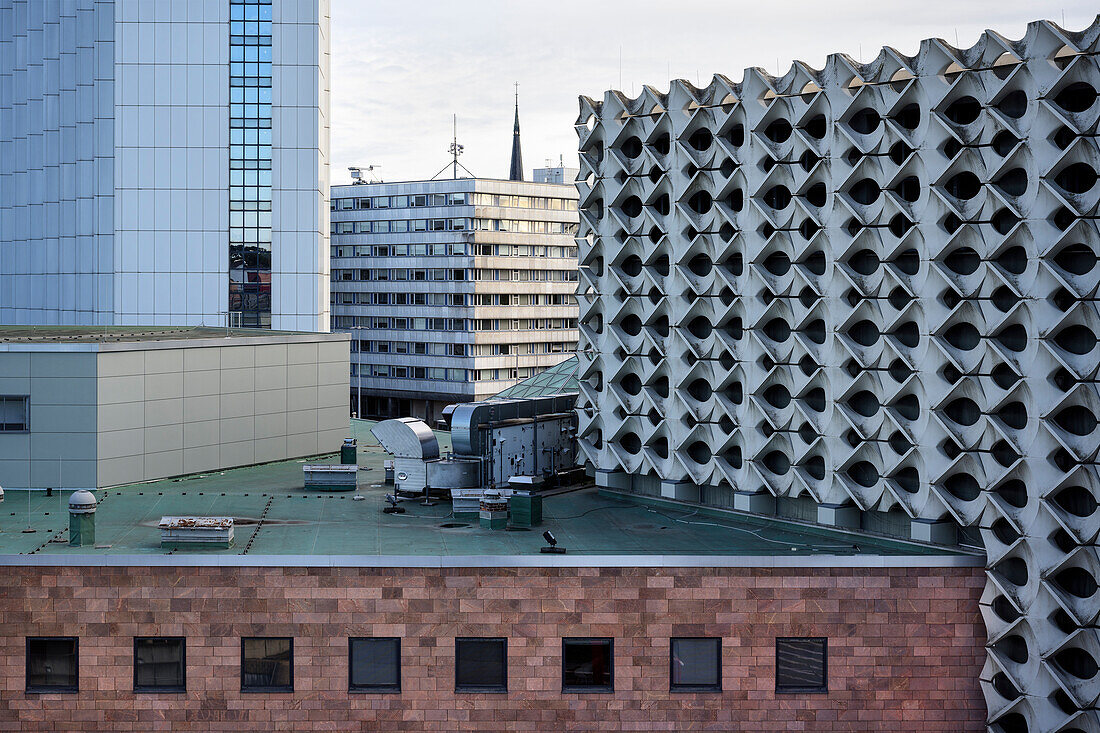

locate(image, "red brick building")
(0, 559), (985, 732)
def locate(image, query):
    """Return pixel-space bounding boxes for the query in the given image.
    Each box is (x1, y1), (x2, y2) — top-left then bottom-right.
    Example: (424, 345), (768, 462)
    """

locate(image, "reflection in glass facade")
(229, 0), (273, 328)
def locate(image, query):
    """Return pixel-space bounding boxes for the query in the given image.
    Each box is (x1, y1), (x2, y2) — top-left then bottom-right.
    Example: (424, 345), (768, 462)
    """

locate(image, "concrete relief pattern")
(575, 18), (1100, 732)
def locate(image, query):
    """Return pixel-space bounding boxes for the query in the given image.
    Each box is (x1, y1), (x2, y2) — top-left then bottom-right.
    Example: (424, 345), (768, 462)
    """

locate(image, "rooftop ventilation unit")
(159, 516), (233, 549)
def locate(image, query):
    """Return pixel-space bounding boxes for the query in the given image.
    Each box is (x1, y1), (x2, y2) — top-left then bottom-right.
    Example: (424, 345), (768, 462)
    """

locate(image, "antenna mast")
(452, 115), (458, 179)
(432, 114), (475, 180)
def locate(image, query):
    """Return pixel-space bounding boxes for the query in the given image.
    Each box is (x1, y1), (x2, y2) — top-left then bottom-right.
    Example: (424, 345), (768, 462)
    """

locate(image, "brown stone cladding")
(0, 565), (985, 731)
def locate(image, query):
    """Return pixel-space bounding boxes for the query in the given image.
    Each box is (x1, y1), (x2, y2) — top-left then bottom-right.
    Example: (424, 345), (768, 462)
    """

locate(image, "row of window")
(333, 291), (575, 307)
(331, 218), (578, 235)
(352, 365), (556, 383)
(334, 192), (469, 210)
(332, 193), (577, 212)
(332, 268), (579, 283)
(352, 365), (469, 382)
(352, 340), (572, 357)
(332, 244), (579, 259)
(24, 636), (827, 695)
(332, 316), (579, 331)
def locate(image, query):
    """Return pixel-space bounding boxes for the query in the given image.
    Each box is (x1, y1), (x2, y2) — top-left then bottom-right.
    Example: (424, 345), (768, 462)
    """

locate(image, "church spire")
(509, 83), (524, 181)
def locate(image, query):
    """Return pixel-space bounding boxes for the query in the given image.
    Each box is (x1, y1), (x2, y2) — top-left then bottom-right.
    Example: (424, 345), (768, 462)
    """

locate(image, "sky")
(329, 0), (1097, 185)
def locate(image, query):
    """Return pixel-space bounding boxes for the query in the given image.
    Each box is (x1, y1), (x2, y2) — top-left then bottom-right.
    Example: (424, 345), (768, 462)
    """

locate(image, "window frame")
(25, 636), (78, 693)
(561, 637), (614, 693)
(774, 637), (828, 694)
(240, 636), (294, 693)
(669, 637), (722, 692)
(133, 637), (186, 693)
(348, 637), (401, 694)
(454, 637), (508, 694)
(0, 395), (29, 432)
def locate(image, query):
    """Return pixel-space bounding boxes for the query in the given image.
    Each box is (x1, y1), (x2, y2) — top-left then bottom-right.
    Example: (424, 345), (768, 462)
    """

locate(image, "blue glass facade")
(228, 0), (273, 327)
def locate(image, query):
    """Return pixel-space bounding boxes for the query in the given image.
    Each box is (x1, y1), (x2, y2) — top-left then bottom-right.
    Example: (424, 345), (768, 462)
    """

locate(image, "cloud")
(329, 0), (1098, 183)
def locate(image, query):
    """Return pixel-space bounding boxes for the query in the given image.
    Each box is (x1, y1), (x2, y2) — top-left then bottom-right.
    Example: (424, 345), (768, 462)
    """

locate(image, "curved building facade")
(576, 17), (1100, 732)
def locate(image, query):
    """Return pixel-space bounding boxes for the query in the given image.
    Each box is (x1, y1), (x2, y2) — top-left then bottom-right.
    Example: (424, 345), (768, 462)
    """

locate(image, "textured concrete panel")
(575, 17), (1100, 732)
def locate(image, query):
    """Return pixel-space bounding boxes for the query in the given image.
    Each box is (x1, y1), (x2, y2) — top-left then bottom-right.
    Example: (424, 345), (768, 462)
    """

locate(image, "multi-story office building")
(330, 178), (579, 422)
(576, 17), (1100, 732)
(0, 0), (330, 331)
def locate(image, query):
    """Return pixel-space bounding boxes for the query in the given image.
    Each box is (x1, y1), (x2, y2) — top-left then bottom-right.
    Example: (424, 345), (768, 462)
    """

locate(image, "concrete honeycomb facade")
(575, 18), (1100, 733)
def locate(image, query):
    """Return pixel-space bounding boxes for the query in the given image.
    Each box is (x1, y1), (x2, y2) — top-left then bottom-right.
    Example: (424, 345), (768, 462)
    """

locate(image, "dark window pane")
(242, 637), (292, 691)
(26, 637), (77, 691)
(134, 638), (185, 691)
(562, 638), (613, 691)
(0, 396), (28, 431)
(350, 638), (400, 691)
(776, 637), (828, 692)
(455, 638), (506, 692)
(671, 638), (721, 690)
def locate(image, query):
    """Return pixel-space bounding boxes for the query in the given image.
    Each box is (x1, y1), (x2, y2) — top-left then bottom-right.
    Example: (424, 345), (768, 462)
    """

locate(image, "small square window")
(562, 638), (613, 692)
(241, 637), (293, 692)
(775, 637), (827, 693)
(670, 637), (721, 692)
(455, 638), (507, 693)
(134, 637), (186, 692)
(26, 637), (78, 692)
(349, 638), (400, 693)
(0, 396), (28, 431)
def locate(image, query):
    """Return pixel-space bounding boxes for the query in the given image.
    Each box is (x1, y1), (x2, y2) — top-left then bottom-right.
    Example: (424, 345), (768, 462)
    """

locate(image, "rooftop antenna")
(432, 114), (475, 180)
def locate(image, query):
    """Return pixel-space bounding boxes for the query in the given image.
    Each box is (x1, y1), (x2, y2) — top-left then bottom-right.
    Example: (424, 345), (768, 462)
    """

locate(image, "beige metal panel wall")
(96, 339), (349, 487)
(0, 351), (98, 489)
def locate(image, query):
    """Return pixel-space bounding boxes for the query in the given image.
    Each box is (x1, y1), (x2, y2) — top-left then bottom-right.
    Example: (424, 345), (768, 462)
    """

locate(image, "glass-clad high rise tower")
(0, 0), (330, 331)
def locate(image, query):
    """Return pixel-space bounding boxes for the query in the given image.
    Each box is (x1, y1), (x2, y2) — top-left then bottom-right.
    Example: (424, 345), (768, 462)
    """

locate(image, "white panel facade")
(270, 0), (330, 332)
(113, 0), (228, 327)
(0, 0), (116, 325)
(576, 18), (1100, 732)
(0, 0), (329, 331)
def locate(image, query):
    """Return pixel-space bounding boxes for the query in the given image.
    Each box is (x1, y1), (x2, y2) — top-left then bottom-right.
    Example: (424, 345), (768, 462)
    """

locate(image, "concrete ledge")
(0, 554), (986, 568)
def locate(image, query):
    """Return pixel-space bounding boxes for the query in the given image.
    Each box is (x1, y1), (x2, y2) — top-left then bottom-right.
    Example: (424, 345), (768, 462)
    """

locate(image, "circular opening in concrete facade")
(687, 128), (713, 151)
(1054, 568), (1099, 600)
(1054, 405), (1097, 436)
(687, 191), (712, 214)
(944, 474), (980, 502)
(849, 178), (881, 205)
(1054, 81), (1098, 114)
(1055, 162), (1099, 194)
(1054, 486), (1097, 518)
(945, 171), (982, 200)
(621, 136), (643, 159)
(762, 251), (791, 276)
(1055, 324), (1097, 355)
(763, 118), (792, 143)
(620, 374), (642, 396)
(762, 451), (790, 475)
(686, 442), (712, 464)
(621, 255), (642, 277)
(994, 559), (1029, 589)
(848, 107), (880, 134)
(944, 96), (981, 125)
(847, 461), (879, 487)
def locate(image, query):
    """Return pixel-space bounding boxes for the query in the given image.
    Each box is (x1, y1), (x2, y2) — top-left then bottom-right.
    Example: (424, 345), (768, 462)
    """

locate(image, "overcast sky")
(329, 1), (1097, 185)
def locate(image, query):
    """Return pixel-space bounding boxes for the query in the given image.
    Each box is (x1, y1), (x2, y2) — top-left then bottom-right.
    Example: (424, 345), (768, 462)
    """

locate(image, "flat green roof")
(0, 420), (967, 559)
